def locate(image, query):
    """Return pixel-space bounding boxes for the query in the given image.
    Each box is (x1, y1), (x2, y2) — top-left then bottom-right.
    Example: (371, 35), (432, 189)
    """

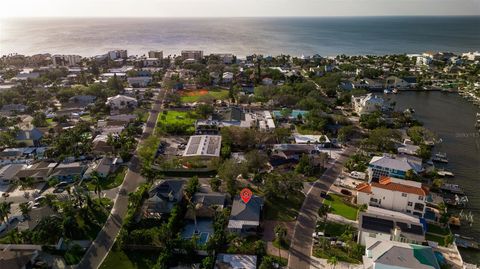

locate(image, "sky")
(1, 0), (479, 17)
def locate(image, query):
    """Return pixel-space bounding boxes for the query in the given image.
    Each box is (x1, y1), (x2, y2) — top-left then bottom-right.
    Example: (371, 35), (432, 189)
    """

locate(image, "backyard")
(180, 88), (229, 103)
(156, 110), (198, 135)
(100, 248), (159, 269)
(323, 193), (359, 221)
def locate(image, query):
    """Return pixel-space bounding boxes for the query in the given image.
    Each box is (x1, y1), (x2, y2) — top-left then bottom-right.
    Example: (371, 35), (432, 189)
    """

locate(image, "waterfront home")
(227, 195), (264, 235)
(356, 176), (428, 217)
(358, 206), (425, 246)
(143, 179), (186, 218)
(352, 93), (384, 115)
(105, 95), (138, 110)
(362, 238), (440, 269)
(385, 76), (414, 89)
(397, 139), (421, 156)
(215, 254), (257, 269)
(183, 135), (222, 158)
(367, 154), (423, 181)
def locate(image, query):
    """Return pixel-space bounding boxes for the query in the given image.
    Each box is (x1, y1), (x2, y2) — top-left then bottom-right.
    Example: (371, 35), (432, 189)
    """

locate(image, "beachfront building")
(352, 93), (384, 115)
(52, 54), (82, 67)
(148, 50), (163, 59)
(356, 177), (428, 217)
(367, 154), (423, 181)
(181, 50), (204, 61)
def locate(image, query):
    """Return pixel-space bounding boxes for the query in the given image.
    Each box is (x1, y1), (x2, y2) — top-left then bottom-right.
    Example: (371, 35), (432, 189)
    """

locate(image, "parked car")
(350, 171), (366, 180)
(34, 196), (46, 203)
(320, 191), (327, 198)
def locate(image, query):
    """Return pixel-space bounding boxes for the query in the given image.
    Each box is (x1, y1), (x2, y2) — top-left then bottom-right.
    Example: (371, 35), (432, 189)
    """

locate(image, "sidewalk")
(310, 256), (362, 269)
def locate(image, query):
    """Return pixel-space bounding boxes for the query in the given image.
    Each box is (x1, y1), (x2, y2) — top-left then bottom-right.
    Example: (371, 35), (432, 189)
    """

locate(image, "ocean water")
(1, 16), (480, 57)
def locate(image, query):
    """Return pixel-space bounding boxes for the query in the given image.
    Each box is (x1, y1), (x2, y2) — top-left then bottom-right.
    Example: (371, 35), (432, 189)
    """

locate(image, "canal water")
(389, 91), (480, 264)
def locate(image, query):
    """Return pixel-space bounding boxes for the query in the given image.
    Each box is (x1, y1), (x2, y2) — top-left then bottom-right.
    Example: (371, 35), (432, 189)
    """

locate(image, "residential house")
(356, 176), (428, 217)
(68, 95), (96, 106)
(185, 192), (226, 219)
(261, 77), (273, 85)
(293, 134), (330, 145)
(368, 154), (423, 181)
(0, 104), (28, 115)
(0, 147), (45, 166)
(222, 72), (234, 84)
(107, 114), (137, 125)
(358, 206), (426, 246)
(50, 162), (86, 182)
(213, 53), (234, 64)
(83, 157), (119, 179)
(0, 164), (25, 185)
(272, 109), (308, 121)
(14, 161), (57, 183)
(215, 254), (257, 269)
(362, 238), (440, 269)
(183, 135), (222, 158)
(143, 58), (161, 67)
(144, 179), (186, 218)
(127, 76), (152, 87)
(352, 94), (384, 115)
(14, 128), (43, 147)
(105, 95), (138, 110)
(397, 139), (421, 156)
(227, 195), (264, 235)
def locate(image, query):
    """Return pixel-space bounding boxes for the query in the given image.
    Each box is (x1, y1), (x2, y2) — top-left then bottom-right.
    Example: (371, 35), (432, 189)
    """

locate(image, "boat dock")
(455, 234), (480, 250)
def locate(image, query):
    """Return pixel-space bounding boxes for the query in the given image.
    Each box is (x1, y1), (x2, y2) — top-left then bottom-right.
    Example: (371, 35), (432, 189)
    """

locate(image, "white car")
(34, 196), (46, 203)
(312, 231), (325, 238)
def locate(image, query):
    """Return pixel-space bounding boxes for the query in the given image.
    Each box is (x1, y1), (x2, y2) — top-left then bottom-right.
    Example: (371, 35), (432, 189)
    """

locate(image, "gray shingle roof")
(229, 195), (263, 222)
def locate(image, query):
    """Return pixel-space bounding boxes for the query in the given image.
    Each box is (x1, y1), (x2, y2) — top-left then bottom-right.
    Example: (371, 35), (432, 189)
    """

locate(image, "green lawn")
(427, 223), (450, 235)
(86, 166), (127, 191)
(426, 233), (447, 246)
(323, 194), (359, 221)
(100, 248), (159, 269)
(156, 110), (198, 135)
(264, 191), (305, 221)
(180, 89), (229, 103)
(316, 221), (354, 237)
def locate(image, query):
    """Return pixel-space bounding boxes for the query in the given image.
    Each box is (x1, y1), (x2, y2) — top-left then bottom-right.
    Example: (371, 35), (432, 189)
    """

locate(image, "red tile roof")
(356, 177), (428, 196)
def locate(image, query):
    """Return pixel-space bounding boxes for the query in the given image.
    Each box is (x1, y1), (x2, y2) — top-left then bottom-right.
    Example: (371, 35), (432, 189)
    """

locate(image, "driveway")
(76, 89), (167, 269)
(288, 147), (354, 269)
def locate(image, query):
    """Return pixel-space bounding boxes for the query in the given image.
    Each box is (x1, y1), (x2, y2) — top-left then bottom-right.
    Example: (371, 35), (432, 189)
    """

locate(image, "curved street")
(76, 89), (166, 269)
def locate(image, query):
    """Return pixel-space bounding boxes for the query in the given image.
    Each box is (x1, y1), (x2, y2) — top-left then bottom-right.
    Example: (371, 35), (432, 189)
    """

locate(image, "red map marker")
(240, 188), (253, 204)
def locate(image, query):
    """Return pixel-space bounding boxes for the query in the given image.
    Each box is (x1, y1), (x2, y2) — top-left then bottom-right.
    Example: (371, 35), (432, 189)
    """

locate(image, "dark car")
(320, 191), (327, 198)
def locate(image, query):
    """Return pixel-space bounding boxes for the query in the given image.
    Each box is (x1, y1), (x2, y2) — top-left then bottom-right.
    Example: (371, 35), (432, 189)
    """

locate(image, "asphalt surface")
(76, 89), (166, 269)
(287, 147), (354, 269)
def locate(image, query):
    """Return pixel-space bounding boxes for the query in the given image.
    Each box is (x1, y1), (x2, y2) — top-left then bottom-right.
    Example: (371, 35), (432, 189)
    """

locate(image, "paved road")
(288, 147), (354, 269)
(76, 89), (167, 269)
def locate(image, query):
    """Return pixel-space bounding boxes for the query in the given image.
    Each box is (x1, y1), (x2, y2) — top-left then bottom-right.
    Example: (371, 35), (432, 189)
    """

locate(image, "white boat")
(437, 169), (454, 177)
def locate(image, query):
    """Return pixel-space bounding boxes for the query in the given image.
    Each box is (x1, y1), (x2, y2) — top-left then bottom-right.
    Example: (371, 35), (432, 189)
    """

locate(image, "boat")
(440, 183), (465, 195)
(392, 88), (399, 94)
(384, 89), (392, 94)
(437, 169), (454, 177)
(433, 152), (448, 163)
(455, 234), (480, 250)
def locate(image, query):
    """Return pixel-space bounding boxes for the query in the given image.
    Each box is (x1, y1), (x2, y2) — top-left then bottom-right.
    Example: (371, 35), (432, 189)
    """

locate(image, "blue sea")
(1, 16), (479, 57)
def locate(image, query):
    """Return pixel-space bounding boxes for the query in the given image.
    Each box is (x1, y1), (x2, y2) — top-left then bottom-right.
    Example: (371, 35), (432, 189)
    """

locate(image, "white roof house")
(293, 134), (330, 144)
(215, 254), (257, 269)
(105, 95), (138, 109)
(352, 93), (384, 115)
(368, 154), (423, 181)
(183, 135), (222, 158)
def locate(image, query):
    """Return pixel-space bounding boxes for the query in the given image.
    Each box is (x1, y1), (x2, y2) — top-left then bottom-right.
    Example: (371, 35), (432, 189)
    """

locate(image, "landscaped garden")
(263, 190), (305, 221)
(323, 194), (359, 221)
(85, 166), (127, 191)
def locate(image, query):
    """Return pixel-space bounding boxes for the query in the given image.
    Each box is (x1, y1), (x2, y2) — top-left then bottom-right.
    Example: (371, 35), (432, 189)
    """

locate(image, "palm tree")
(19, 202), (31, 218)
(327, 256), (338, 269)
(91, 172), (103, 202)
(0, 201), (12, 226)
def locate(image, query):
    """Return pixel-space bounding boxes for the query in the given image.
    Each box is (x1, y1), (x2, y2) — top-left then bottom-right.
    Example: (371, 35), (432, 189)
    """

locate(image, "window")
(414, 203), (424, 211)
(406, 210), (411, 213)
(407, 202), (413, 206)
(402, 193), (407, 197)
(419, 196), (424, 200)
(370, 198), (379, 203)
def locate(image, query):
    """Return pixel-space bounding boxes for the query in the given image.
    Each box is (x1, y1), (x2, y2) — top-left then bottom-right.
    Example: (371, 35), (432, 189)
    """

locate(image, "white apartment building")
(356, 176), (427, 217)
(52, 54), (82, 67)
(108, 50), (128, 60)
(352, 93), (384, 115)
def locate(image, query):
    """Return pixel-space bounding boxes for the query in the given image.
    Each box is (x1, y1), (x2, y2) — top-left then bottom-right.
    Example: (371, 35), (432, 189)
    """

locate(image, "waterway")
(390, 91), (480, 264)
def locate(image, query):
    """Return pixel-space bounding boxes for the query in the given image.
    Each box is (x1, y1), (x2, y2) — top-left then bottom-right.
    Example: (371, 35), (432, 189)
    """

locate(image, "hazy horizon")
(1, 0), (479, 18)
